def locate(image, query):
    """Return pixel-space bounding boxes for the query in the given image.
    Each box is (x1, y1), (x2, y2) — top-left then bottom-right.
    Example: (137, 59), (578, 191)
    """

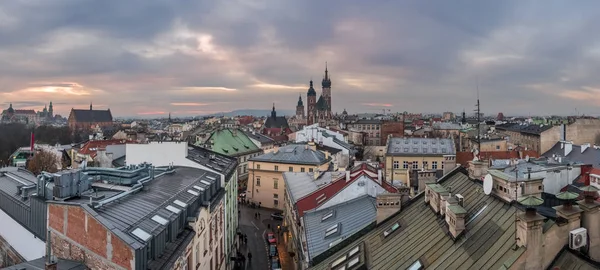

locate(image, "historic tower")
(296, 94), (305, 118)
(306, 80), (317, 125)
(48, 101), (53, 118)
(321, 63), (332, 118)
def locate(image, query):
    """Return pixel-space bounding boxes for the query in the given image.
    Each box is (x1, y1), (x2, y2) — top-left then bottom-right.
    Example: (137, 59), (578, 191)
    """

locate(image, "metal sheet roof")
(387, 137), (455, 156)
(251, 144), (330, 165)
(284, 171), (345, 203)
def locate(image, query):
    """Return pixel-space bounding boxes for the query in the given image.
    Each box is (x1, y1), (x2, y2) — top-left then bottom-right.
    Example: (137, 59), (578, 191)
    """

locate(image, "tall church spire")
(90, 102), (92, 110)
(321, 62), (331, 88)
(271, 103), (277, 118)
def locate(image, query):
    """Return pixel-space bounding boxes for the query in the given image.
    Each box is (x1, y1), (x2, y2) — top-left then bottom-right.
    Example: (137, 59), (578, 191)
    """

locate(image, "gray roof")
(433, 122), (463, 130)
(303, 195), (376, 261)
(250, 144), (330, 165)
(311, 168), (527, 270)
(284, 172), (346, 203)
(542, 142), (600, 169)
(242, 130), (275, 144)
(387, 137), (455, 156)
(2, 257), (87, 270)
(550, 247), (600, 270)
(495, 122), (553, 135)
(490, 159), (576, 181)
(70, 109), (113, 123)
(186, 144), (239, 180)
(0, 167), (37, 207)
(333, 137), (353, 151)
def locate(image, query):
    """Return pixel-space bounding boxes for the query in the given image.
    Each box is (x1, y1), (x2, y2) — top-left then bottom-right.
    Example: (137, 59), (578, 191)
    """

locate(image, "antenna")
(483, 174), (493, 195)
(475, 79), (481, 157)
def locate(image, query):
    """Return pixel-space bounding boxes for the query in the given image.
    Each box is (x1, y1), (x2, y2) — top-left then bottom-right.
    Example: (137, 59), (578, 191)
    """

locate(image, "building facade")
(247, 143), (331, 209)
(67, 103), (113, 131)
(306, 66), (333, 126)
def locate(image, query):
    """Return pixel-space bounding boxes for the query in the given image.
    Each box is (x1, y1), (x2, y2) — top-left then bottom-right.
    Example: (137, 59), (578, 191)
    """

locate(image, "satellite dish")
(483, 174), (493, 195)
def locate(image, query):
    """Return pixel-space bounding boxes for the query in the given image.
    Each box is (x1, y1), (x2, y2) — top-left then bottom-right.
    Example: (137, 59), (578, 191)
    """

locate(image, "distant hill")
(201, 109), (295, 118)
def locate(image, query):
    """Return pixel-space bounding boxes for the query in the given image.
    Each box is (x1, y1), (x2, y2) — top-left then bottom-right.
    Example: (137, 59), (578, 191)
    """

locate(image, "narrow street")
(238, 203), (295, 270)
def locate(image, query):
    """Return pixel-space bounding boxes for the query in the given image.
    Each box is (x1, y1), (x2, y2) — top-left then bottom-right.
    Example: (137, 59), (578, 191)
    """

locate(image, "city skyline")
(1, 1), (600, 117)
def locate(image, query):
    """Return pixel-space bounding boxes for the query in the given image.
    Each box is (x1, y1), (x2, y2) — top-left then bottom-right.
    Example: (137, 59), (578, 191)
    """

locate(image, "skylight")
(193, 185), (205, 191)
(132, 228), (152, 241)
(174, 200), (187, 208)
(201, 180), (211, 185)
(408, 260), (424, 270)
(331, 255), (347, 268)
(348, 246), (360, 257)
(206, 176), (216, 181)
(347, 257), (359, 268)
(325, 224), (339, 237)
(187, 190), (199, 196)
(151, 215), (169, 225)
(322, 211), (334, 221)
(329, 238), (343, 248)
(166, 205), (181, 214)
(383, 222), (400, 237)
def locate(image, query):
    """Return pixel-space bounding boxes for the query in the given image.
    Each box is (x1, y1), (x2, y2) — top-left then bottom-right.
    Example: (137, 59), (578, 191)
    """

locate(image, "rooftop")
(543, 142), (600, 169)
(284, 171), (346, 204)
(204, 128), (261, 157)
(311, 168), (527, 270)
(70, 108), (113, 123)
(387, 137), (455, 156)
(186, 144), (239, 180)
(78, 139), (135, 158)
(3, 257), (87, 270)
(495, 122), (554, 135)
(241, 130), (275, 144)
(250, 144), (330, 165)
(303, 195), (376, 262)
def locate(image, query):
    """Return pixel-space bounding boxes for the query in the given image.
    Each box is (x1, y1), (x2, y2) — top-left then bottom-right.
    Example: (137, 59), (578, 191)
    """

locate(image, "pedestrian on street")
(248, 252), (252, 263)
(244, 235), (248, 244)
(254, 212), (257, 219)
(258, 212), (261, 219)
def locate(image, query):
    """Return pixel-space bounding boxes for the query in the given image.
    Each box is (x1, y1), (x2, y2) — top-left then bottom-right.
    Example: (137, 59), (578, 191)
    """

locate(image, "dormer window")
(322, 211), (335, 221)
(432, 148), (437, 153)
(325, 223), (340, 238)
(442, 148), (447, 154)
(383, 222), (400, 237)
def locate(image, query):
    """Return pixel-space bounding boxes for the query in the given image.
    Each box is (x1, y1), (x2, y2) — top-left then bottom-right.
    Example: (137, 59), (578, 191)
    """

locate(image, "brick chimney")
(577, 188), (600, 261)
(516, 207), (545, 270)
(308, 141), (316, 151)
(45, 230), (57, 270)
(468, 160), (488, 180)
(376, 193), (402, 224)
(554, 193), (582, 231)
(445, 202), (466, 239)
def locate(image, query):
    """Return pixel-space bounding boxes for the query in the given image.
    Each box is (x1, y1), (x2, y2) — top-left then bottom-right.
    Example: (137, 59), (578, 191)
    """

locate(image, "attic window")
(440, 141), (445, 145)
(331, 255), (347, 268)
(329, 238), (343, 248)
(432, 141), (436, 144)
(322, 211), (335, 221)
(404, 148), (409, 152)
(201, 180), (211, 185)
(422, 141), (427, 144)
(347, 257), (360, 268)
(413, 148), (418, 153)
(442, 149), (447, 154)
(206, 175), (217, 180)
(413, 141), (418, 144)
(233, 147), (239, 151)
(325, 224), (339, 237)
(383, 222), (400, 237)
(174, 200), (187, 208)
(423, 148), (427, 153)
(222, 148), (229, 153)
(404, 140), (409, 144)
(187, 190), (200, 196)
(432, 149), (437, 154)
(348, 245), (360, 257)
(132, 228), (152, 241)
(193, 185), (205, 191)
(151, 215), (169, 225)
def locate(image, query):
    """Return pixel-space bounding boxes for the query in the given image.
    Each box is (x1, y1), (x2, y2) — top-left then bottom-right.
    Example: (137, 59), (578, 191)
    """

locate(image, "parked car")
(267, 232), (277, 244)
(271, 212), (284, 220)
(269, 244), (278, 257)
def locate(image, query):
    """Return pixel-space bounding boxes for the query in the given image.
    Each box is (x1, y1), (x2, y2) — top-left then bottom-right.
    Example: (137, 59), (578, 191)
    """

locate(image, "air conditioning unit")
(569, 228), (587, 249)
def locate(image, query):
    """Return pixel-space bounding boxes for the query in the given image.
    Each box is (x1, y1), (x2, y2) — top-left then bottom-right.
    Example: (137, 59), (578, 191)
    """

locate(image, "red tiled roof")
(79, 139), (136, 158)
(14, 109), (36, 115)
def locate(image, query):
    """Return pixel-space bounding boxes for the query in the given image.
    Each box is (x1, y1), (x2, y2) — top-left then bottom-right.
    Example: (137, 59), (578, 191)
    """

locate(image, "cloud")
(1, 1), (600, 116)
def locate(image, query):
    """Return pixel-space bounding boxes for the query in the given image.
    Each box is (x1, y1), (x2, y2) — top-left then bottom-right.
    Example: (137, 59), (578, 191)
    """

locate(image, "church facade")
(297, 65), (333, 127)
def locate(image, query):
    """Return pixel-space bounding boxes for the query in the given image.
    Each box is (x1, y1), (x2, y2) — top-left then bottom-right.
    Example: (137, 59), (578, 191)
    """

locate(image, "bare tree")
(27, 150), (59, 175)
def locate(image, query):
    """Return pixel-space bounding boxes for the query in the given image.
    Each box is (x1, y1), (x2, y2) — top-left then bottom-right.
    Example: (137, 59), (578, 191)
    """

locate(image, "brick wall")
(0, 234), (25, 268)
(48, 204), (134, 270)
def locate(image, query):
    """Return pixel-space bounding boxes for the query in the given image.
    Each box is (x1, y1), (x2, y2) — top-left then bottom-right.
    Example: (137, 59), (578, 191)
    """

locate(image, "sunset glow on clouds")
(1, 1), (600, 117)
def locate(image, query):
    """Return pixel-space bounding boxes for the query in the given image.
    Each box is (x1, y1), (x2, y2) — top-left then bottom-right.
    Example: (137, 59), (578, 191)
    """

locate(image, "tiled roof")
(311, 168), (527, 270)
(13, 109), (37, 115)
(264, 116), (290, 129)
(78, 139), (135, 158)
(250, 144), (330, 165)
(206, 128), (261, 157)
(284, 171), (346, 204)
(542, 142), (600, 169)
(70, 109), (113, 123)
(303, 195), (376, 261)
(387, 137), (455, 156)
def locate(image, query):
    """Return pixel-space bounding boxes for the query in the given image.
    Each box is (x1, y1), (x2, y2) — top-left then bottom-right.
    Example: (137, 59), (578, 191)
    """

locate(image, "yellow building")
(385, 137), (456, 192)
(247, 142), (331, 209)
(468, 138), (508, 152)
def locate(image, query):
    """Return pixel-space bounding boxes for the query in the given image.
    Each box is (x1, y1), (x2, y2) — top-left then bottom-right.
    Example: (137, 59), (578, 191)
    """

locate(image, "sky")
(1, 0), (600, 117)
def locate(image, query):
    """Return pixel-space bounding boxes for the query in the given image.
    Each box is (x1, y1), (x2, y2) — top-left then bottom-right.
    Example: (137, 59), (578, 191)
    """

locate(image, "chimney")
(313, 170), (320, 180)
(377, 169), (383, 185)
(516, 204), (545, 270)
(564, 142), (573, 156)
(308, 141), (317, 151)
(324, 151), (330, 160)
(45, 230), (57, 270)
(376, 193), (402, 224)
(346, 171), (350, 182)
(577, 185), (600, 261)
(468, 160), (488, 180)
(582, 143), (590, 153)
(445, 200), (466, 239)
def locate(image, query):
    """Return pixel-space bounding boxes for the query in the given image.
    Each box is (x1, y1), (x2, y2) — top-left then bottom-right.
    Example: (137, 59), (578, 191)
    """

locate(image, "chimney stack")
(377, 169), (383, 185)
(582, 143), (590, 153)
(516, 196), (545, 270)
(376, 193), (402, 224)
(345, 171), (350, 182)
(45, 230), (57, 270)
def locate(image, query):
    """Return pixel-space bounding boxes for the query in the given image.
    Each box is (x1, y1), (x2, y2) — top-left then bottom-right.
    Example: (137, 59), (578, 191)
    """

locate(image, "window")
(496, 145), (500, 150)
(404, 147), (409, 152)
(243, 164), (247, 173)
(432, 161), (438, 170)
(256, 177), (261, 186)
(301, 167), (305, 172)
(414, 141), (418, 144)
(274, 194), (279, 199)
(274, 199), (279, 206)
(432, 148), (437, 154)
(289, 166), (293, 172)
(257, 164), (260, 170)
(413, 148), (418, 153)
(423, 161), (428, 170)
(325, 224), (339, 237)
(274, 179), (279, 189)
(393, 161), (399, 169)
(412, 161), (419, 170)
(309, 168), (314, 172)
(383, 222), (400, 237)
(442, 148), (447, 154)
(322, 211), (334, 221)
(274, 165), (279, 171)
(441, 162), (445, 170)
(408, 260), (424, 270)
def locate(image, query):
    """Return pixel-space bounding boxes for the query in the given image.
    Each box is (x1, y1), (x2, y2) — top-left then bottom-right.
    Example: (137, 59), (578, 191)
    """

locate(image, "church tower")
(306, 80), (317, 125)
(48, 101), (53, 118)
(321, 63), (332, 119)
(296, 94), (305, 118)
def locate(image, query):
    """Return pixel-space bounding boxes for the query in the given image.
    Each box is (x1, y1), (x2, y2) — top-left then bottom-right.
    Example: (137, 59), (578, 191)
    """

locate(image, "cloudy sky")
(1, 0), (600, 117)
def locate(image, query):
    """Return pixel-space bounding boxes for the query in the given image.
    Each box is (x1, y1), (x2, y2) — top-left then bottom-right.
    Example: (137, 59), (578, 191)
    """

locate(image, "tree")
(27, 150), (59, 175)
